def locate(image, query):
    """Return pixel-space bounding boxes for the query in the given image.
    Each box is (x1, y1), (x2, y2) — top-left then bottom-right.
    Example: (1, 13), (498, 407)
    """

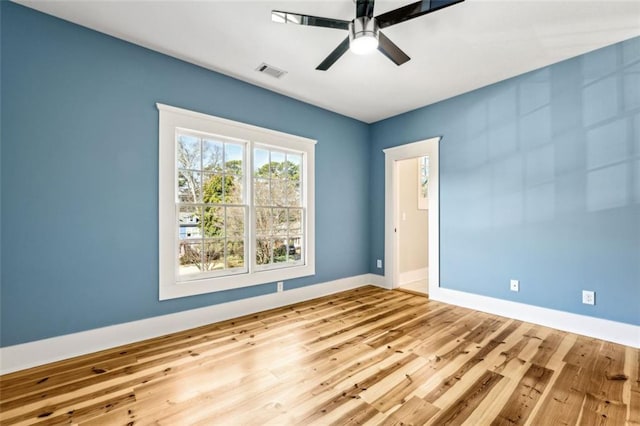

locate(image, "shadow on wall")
(442, 39), (640, 230)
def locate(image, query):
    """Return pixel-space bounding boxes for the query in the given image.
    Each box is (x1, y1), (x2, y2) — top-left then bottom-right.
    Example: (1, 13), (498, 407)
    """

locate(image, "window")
(158, 104), (315, 300)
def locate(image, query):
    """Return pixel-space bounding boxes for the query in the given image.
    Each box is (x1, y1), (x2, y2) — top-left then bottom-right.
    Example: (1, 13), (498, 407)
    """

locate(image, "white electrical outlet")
(510, 279), (519, 292)
(376, 259), (383, 268)
(277, 281), (284, 292)
(582, 290), (595, 305)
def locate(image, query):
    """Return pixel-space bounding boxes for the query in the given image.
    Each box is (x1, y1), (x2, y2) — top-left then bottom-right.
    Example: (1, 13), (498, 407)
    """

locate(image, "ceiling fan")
(272, 0), (465, 71)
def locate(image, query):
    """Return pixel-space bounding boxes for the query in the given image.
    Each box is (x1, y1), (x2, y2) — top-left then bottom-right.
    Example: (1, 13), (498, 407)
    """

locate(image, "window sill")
(159, 263), (315, 300)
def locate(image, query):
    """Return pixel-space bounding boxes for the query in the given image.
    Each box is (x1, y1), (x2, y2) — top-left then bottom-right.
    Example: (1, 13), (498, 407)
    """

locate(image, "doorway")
(383, 137), (440, 295)
(396, 157), (429, 294)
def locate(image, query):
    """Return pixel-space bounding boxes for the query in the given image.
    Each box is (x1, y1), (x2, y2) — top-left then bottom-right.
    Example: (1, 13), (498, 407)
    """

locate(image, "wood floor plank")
(423, 321), (520, 404)
(0, 286), (637, 426)
(563, 335), (603, 370)
(530, 362), (589, 425)
(628, 345), (640, 425)
(412, 311), (482, 358)
(371, 359), (443, 414)
(380, 396), (439, 426)
(400, 305), (468, 336)
(529, 331), (565, 368)
(429, 369), (503, 425)
(491, 363), (554, 426)
(364, 305), (450, 349)
(492, 326), (539, 374)
(464, 317), (505, 344)
(631, 388), (640, 425)
(297, 353), (422, 424)
(330, 401), (383, 425)
(580, 392), (627, 425)
(266, 344), (424, 425)
(585, 340), (628, 403)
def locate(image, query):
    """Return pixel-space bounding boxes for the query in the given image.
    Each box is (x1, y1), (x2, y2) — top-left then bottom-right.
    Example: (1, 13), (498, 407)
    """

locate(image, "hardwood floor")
(1, 286), (638, 425)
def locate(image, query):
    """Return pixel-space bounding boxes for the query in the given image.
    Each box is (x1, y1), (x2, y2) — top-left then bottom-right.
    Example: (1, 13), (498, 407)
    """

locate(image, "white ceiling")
(17, 0), (640, 123)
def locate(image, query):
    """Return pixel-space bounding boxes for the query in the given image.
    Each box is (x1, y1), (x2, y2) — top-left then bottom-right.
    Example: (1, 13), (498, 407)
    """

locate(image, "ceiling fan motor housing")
(349, 16), (379, 54)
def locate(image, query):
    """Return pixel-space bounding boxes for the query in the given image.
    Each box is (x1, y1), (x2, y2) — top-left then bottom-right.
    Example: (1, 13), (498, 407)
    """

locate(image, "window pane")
(178, 170), (201, 203)
(288, 208), (302, 234)
(252, 148), (306, 270)
(177, 135), (200, 170)
(254, 178), (270, 206)
(227, 206), (245, 237)
(226, 239), (245, 269)
(202, 173), (224, 203)
(273, 238), (288, 264)
(203, 240), (224, 271)
(255, 207), (271, 236)
(273, 208), (287, 236)
(271, 180), (287, 206)
(256, 239), (272, 265)
(203, 206), (224, 238)
(225, 175), (244, 204)
(270, 151), (285, 179)
(179, 241), (202, 275)
(178, 206), (201, 240)
(254, 148), (269, 176)
(289, 236), (303, 262)
(202, 138), (223, 172)
(286, 153), (302, 178)
(225, 143), (243, 175)
(286, 180), (301, 206)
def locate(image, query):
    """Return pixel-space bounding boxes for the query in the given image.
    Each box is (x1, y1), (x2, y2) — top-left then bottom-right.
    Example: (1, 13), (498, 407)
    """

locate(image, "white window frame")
(158, 103), (316, 300)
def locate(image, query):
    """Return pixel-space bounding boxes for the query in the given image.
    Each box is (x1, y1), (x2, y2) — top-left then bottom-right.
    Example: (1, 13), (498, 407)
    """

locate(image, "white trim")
(368, 272), (387, 289)
(383, 137), (440, 294)
(398, 267), (429, 286)
(157, 103), (316, 300)
(156, 103), (317, 147)
(430, 286), (640, 348)
(0, 274), (386, 375)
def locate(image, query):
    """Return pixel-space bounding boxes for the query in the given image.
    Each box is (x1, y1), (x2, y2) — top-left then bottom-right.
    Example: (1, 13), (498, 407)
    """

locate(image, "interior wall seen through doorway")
(397, 157), (429, 282)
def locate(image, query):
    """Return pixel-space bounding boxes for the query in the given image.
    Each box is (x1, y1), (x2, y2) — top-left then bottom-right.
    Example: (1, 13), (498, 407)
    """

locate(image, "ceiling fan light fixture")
(350, 34), (378, 55)
(349, 17), (379, 55)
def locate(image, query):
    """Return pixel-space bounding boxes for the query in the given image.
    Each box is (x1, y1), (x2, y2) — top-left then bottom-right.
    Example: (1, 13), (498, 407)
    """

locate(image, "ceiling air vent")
(256, 63), (287, 79)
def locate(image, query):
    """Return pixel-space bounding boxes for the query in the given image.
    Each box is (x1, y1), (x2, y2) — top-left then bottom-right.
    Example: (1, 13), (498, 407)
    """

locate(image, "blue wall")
(0, 2), (370, 346)
(370, 37), (640, 326)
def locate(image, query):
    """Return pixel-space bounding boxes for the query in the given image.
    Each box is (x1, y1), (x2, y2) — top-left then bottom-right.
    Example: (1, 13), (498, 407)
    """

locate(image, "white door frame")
(383, 137), (440, 293)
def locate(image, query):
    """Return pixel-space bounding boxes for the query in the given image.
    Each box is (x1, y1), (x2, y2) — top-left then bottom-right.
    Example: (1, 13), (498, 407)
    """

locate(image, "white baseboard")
(398, 267), (428, 285)
(0, 274), (386, 375)
(5, 276), (635, 375)
(368, 272), (387, 288)
(429, 286), (640, 348)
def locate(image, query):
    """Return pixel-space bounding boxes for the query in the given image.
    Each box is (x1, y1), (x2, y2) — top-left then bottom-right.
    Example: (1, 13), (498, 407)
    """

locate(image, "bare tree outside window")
(177, 134), (246, 276)
(254, 148), (303, 267)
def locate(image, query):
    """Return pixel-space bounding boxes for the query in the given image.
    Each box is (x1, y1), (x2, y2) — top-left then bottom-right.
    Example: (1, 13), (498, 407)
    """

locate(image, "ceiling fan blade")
(316, 37), (350, 71)
(376, 0), (465, 29)
(377, 32), (411, 66)
(272, 10), (349, 30)
(356, 0), (375, 18)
